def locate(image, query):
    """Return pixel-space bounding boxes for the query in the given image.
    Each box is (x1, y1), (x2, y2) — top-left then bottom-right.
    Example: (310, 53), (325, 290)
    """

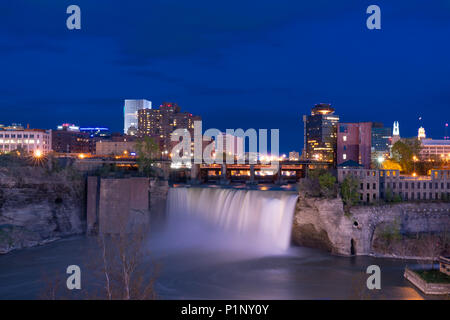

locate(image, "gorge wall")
(292, 195), (450, 257)
(0, 167), (85, 254)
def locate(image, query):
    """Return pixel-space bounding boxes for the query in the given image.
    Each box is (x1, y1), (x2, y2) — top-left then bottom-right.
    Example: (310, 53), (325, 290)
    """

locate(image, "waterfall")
(166, 187), (298, 251)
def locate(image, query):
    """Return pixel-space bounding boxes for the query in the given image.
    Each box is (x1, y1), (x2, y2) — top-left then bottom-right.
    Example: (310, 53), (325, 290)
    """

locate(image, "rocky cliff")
(0, 167), (85, 254)
(292, 194), (450, 257)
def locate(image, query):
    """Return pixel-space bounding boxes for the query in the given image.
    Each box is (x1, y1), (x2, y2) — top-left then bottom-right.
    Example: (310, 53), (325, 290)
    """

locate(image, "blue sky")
(1, 0), (450, 152)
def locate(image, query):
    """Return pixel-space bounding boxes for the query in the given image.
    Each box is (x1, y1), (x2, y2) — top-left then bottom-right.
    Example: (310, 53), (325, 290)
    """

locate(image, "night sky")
(1, 1), (450, 153)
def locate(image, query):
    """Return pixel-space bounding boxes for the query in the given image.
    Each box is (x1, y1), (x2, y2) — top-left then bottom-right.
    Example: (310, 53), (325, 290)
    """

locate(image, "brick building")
(338, 168), (450, 204)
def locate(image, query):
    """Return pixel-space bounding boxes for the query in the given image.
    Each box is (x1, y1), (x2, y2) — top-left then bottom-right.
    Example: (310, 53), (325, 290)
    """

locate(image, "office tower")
(371, 123), (392, 153)
(124, 99), (152, 135)
(137, 102), (201, 155)
(302, 103), (340, 164)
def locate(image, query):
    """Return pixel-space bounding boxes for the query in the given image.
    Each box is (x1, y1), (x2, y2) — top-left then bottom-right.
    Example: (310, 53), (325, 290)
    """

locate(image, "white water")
(166, 187), (298, 252)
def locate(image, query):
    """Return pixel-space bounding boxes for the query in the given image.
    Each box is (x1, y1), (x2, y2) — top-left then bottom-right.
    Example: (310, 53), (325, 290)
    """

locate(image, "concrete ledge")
(404, 268), (450, 295)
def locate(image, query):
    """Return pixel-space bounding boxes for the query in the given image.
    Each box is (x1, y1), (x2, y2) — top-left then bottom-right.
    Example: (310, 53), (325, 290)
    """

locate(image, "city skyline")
(1, 1), (450, 153)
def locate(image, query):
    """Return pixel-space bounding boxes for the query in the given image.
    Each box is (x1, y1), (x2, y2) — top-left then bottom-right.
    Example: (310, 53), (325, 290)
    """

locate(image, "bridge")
(173, 161), (332, 184)
(72, 156), (332, 184)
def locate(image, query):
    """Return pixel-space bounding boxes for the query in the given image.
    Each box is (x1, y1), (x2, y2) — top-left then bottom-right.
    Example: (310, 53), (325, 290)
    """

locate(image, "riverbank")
(291, 195), (450, 259)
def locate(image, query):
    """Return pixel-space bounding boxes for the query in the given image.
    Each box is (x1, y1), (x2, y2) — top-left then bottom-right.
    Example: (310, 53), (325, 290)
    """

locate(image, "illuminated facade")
(138, 102), (201, 155)
(124, 99), (152, 135)
(419, 139), (450, 161)
(0, 127), (51, 154)
(392, 121), (401, 145)
(418, 126), (426, 140)
(303, 103), (339, 164)
(289, 151), (300, 161)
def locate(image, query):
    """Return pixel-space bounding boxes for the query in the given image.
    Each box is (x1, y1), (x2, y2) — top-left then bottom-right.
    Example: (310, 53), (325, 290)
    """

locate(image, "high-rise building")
(302, 103), (339, 163)
(124, 99), (152, 135)
(371, 123), (391, 153)
(137, 102), (201, 156)
(337, 122), (372, 169)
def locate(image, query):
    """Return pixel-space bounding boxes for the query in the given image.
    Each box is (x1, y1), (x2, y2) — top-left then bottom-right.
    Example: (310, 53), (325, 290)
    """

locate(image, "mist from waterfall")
(162, 187), (298, 255)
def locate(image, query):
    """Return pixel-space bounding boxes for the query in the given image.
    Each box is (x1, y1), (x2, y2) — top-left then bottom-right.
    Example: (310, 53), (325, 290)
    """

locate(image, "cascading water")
(166, 187), (298, 252)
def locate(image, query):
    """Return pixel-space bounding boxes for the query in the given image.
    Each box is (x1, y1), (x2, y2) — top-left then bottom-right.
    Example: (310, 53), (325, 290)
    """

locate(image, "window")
(343, 136), (347, 142)
(343, 154), (347, 160)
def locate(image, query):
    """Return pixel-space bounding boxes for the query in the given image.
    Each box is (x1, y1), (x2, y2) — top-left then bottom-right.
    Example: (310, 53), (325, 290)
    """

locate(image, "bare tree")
(416, 234), (444, 270)
(40, 211), (158, 300)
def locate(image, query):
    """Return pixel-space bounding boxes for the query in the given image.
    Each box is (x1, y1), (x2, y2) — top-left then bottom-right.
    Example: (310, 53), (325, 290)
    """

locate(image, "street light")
(412, 155), (418, 176)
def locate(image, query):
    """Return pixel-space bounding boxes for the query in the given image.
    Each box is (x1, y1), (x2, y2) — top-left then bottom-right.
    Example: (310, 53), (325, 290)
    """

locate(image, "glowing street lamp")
(33, 150), (42, 158)
(412, 155), (418, 175)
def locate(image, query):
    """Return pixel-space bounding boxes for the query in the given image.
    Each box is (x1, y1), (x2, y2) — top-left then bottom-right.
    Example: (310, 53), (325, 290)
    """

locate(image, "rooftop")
(421, 139), (450, 146)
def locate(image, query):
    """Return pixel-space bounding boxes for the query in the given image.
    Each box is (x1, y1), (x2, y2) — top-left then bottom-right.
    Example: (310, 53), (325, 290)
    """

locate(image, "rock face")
(292, 194), (450, 257)
(0, 167), (85, 254)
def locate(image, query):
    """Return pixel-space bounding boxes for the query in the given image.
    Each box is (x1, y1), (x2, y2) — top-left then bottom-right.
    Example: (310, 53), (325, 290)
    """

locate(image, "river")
(0, 187), (427, 300)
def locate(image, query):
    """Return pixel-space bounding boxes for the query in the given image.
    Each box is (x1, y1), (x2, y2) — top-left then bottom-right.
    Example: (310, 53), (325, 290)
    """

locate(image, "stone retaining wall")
(404, 268), (450, 295)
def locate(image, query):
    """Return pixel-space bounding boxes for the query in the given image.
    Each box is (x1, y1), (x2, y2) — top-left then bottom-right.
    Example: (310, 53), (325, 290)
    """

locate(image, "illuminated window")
(343, 154), (347, 160)
(343, 136), (347, 142)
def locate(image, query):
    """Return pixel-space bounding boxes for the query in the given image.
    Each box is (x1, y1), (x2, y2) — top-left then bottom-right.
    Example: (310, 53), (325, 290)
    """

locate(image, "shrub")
(340, 175), (360, 207)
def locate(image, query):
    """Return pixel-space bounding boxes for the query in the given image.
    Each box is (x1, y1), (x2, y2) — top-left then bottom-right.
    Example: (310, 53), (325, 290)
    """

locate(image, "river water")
(0, 187), (427, 300)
